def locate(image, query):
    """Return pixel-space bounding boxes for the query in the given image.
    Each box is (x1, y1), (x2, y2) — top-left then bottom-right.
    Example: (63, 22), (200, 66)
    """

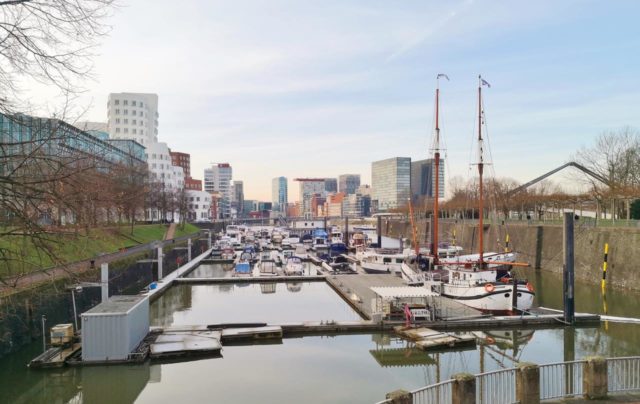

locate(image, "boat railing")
(377, 356), (640, 404)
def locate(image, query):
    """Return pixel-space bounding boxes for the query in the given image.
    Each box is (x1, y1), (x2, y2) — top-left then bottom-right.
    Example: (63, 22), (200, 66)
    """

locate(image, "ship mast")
(477, 75), (486, 267)
(432, 74), (447, 265)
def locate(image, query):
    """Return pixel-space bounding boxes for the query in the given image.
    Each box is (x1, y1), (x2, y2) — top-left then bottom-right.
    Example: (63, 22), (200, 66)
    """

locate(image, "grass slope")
(0, 223), (201, 277)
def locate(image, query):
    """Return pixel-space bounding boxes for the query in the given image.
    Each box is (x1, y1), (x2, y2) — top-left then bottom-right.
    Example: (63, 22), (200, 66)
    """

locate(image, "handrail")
(388, 356), (640, 404)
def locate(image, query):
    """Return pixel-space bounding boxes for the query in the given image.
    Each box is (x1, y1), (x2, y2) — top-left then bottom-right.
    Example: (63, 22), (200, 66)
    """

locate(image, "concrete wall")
(384, 219), (640, 291)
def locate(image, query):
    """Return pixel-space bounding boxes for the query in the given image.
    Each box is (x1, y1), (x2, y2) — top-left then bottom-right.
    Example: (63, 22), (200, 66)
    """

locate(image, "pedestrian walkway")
(164, 223), (177, 240)
(546, 392), (640, 403)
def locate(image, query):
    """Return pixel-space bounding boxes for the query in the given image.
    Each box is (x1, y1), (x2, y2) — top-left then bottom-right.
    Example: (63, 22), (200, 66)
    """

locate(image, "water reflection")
(150, 282), (362, 327)
(186, 262), (319, 278)
(2, 324), (640, 404)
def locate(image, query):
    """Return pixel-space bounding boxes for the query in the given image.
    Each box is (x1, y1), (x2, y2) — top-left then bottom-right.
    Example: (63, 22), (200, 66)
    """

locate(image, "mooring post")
(451, 373), (476, 404)
(157, 246), (163, 281)
(324, 216), (327, 232)
(516, 362), (540, 404)
(563, 212), (575, 325)
(187, 238), (192, 261)
(377, 215), (382, 247)
(100, 263), (109, 303)
(385, 389), (412, 404)
(583, 356), (608, 399)
(511, 275), (518, 312)
(207, 230), (212, 249)
(344, 216), (349, 244)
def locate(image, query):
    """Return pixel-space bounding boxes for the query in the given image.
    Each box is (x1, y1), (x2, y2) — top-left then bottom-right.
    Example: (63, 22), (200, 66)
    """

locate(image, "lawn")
(0, 223), (202, 277)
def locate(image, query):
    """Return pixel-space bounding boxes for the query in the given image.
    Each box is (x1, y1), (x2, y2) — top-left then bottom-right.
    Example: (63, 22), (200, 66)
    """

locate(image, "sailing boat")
(400, 73), (454, 285)
(425, 75), (535, 313)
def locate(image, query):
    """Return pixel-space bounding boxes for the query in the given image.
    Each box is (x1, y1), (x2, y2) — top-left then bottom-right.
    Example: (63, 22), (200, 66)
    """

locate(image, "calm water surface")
(150, 280), (362, 327)
(2, 264), (640, 403)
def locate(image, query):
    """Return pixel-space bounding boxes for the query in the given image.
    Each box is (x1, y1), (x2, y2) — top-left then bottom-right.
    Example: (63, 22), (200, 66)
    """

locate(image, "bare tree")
(0, 0), (116, 114)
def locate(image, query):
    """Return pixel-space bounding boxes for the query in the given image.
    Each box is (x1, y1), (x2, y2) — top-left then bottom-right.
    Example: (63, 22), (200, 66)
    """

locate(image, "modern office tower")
(324, 178), (337, 193)
(204, 163), (233, 218)
(371, 157), (411, 211)
(295, 178), (326, 215)
(338, 174), (361, 195)
(271, 177), (288, 212)
(411, 158), (445, 200)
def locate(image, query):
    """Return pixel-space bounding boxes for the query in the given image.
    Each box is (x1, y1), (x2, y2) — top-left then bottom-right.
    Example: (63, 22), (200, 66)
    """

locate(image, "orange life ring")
(484, 283), (495, 293)
(526, 282), (534, 292)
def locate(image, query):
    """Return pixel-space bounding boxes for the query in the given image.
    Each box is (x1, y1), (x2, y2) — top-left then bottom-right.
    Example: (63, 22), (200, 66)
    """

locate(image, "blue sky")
(62, 0), (640, 200)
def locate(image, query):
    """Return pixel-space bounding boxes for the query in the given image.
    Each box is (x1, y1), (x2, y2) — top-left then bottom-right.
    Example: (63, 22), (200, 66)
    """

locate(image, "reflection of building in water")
(81, 363), (150, 403)
(261, 283), (276, 294)
(286, 282), (302, 293)
(150, 284), (193, 327)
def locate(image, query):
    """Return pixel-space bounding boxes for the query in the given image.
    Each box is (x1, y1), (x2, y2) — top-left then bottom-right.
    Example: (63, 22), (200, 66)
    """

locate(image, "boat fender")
(484, 283), (495, 293)
(526, 282), (534, 292)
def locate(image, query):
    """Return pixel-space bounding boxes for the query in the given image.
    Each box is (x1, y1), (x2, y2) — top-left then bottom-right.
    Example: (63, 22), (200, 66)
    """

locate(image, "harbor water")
(1, 262), (640, 403)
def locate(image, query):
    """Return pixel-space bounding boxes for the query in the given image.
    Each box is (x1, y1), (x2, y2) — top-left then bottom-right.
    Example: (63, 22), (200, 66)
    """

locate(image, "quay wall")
(383, 219), (640, 291)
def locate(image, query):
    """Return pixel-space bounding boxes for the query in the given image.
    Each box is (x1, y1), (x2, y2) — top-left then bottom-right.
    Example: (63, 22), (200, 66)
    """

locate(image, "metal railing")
(609, 356), (640, 392)
(382, 356), (640, 404)
(475, 368), (516, 404)
(412, 380), (454, 404)
(539, 360), (584, 400)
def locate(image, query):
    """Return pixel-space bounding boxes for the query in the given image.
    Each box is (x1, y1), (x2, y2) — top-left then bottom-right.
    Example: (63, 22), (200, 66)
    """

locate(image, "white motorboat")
(358, 248), (411, 274)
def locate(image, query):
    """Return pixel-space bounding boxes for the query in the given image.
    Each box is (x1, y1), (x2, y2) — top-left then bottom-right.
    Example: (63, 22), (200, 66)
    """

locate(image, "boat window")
(383, 258), (391, 263)
(395, 259), (403, 263)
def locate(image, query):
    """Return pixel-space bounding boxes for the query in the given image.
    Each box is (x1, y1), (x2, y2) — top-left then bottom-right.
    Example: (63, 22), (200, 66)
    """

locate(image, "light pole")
(70, 286), (80, 332)
(41, 315), (47, 352)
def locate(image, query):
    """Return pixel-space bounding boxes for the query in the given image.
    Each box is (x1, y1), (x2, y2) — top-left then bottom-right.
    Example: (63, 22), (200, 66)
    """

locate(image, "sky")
(32, 0), (640, 201)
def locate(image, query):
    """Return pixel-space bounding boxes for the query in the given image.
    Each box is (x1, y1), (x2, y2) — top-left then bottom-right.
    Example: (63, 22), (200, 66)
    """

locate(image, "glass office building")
(371, 157), (411, 211)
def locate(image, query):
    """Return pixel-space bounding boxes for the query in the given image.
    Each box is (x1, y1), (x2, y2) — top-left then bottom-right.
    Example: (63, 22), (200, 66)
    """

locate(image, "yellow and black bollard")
(601, 243), (609, 292)
(504, 234), (510, 253)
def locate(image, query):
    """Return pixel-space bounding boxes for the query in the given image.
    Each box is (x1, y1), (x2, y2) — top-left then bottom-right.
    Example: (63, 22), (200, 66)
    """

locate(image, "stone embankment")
(383, 219), (640, 291)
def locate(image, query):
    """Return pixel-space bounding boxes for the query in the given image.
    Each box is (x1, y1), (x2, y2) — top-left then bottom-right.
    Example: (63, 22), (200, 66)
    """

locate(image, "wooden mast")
(408, 198), (419, 255)
(478, 75), (485, 267)
(432, 75), (445, 265)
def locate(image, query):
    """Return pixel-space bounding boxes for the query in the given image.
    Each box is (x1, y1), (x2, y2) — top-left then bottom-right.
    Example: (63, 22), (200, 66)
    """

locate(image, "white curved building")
(107, 93), (159, 146)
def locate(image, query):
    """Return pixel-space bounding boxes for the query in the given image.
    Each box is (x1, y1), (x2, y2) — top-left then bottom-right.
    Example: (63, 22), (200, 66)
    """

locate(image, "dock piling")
(377, 216), (382, 247)
(188, 238), (192, 262)
(563, 212), (575, 325)
(157, 246), (163, 281)
(101, 263), (109, 303)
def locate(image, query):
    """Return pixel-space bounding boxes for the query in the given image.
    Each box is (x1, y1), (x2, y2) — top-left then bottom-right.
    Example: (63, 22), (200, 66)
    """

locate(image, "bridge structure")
(506, 161), (610, 197)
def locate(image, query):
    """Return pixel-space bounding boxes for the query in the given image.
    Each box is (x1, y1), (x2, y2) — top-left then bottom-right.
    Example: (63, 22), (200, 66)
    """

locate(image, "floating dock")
(29, 343), (81, 368)
(394, 326), (477, 351)
(150, 330), (222, 360)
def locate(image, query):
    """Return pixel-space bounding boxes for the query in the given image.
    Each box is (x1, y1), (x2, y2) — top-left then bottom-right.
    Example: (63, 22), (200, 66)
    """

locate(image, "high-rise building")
(342, 194), (371, 218)
(170, 151), (191, 177)
(324, 178), (337, 193)
(271, 177), (288, 212)
(371, 157), (411, 211)
(411, 158), (445, 200)
(232, 181), (244, 215)
(338, 174), (361, 195)
(204, 163), (232, 218)
(107, 93), (159, 146)
(295, 178), (326, 214)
